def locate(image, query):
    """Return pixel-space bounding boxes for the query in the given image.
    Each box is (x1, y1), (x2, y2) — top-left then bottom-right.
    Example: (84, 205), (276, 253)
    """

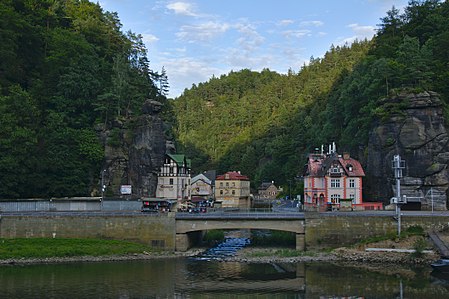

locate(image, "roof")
(304, 153), (365, 177)
(258, 182), (276, 190)
(202, 170), (216, 182)
(167, 154), (191, 168)
(191, 173), (212, 185)
(216, 171), (249, 181)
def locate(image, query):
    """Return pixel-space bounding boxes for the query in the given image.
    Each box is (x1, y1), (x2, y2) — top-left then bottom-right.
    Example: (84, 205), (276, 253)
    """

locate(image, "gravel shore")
(0, 236), (439, 266)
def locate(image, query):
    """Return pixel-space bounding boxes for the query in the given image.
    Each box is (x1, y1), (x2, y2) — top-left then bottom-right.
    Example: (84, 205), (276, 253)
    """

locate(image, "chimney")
(343, 152), (350, 160)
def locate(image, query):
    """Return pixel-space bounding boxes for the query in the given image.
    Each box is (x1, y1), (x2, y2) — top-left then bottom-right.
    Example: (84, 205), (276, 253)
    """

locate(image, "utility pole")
(392, 155), (405, 236)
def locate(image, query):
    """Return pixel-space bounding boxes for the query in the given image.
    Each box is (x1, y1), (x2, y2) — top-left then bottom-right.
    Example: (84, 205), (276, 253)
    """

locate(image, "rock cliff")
(366, 91), (449, 210)
(100, 100), (167, 198)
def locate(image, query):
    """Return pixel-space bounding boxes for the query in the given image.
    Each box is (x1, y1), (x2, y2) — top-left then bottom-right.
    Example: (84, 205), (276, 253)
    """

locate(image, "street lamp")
(392, 155), (405, 236)
(101, 169), (106, 210)
(288, 179), (292, 201)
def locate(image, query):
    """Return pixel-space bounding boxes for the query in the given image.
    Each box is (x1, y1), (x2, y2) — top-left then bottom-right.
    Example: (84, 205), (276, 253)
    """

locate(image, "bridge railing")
(175, 207), (303, 219)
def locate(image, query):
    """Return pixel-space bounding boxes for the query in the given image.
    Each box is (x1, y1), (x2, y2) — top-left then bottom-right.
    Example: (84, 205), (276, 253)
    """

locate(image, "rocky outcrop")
(366, 91), (449, 210)
(100, 100), (167, 198)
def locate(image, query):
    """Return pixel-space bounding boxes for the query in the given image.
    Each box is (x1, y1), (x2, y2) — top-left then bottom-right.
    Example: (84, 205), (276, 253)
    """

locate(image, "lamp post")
(392, 155), (405, 237)
(101, 169), (106, 210)
(288, 179), (292, 201)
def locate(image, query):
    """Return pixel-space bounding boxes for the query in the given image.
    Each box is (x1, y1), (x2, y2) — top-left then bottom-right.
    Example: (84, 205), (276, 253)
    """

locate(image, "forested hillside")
(0, 0), (167, 198)
(172, 0), (449, 193)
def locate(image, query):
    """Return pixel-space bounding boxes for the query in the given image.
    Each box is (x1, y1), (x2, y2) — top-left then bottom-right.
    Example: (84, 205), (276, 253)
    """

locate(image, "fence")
(0, 199), (141, 212)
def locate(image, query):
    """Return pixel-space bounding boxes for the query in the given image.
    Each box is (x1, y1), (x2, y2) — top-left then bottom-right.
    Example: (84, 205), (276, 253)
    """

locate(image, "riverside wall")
(2, 213), (449, 252)
(305, 213), (449, 249)
(0, 214), (176, 250)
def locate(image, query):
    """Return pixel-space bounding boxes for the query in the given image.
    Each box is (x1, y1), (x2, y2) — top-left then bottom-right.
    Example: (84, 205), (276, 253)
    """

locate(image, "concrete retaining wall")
(0, 214), (176, 250)
(305, 213), (449, 249)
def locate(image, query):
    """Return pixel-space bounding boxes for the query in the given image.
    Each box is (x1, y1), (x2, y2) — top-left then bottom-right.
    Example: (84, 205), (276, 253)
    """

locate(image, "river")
(1, 236), (449, 298)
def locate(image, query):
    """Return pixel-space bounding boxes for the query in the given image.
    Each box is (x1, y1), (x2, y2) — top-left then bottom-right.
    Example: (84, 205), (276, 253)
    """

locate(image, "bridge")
(175, 211), (305, 251)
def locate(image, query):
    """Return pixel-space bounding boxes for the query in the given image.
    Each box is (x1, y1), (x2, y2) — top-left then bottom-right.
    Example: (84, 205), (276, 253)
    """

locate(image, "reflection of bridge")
(176, 277), (305, 293)
(175, 211), (305, 251)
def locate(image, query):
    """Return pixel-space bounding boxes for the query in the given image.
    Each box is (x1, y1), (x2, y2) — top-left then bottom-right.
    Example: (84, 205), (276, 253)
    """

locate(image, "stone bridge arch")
(175, 214), (305, 251)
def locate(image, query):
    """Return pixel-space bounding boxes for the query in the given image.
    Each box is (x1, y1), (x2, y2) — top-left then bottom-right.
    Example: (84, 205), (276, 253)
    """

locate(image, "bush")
(203, 230), (225, 245)
(411, 237), (427, 258)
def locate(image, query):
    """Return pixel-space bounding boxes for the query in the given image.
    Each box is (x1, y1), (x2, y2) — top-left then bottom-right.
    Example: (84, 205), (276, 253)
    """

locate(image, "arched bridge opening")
(175, 213), (305, 252)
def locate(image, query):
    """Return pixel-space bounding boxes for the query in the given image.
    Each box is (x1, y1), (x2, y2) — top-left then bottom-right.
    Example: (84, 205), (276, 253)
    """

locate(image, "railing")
(175, 208), (304, 219)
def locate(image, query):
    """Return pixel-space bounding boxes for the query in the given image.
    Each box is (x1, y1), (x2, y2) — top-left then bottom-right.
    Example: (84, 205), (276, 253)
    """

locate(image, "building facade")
(190, 173), (214, 201)
(215, 171), (251, 208)
(156, 154), (191, 204)
(257, 181), (282, 200)
(303, 145), (365, 211)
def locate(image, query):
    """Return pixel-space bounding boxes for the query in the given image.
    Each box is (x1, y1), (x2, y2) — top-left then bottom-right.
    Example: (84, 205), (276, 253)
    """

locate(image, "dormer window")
(346, 164), (353, 172)
(330, 167), (339, 174)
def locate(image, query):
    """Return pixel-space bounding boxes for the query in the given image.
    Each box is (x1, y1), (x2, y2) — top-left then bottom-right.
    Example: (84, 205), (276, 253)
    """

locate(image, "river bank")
(0, 235), (440, 266)
(0, 245), (438, 267)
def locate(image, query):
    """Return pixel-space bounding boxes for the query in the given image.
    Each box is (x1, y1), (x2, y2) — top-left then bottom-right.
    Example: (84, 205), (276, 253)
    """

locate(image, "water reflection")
(1, 253), (449, 298)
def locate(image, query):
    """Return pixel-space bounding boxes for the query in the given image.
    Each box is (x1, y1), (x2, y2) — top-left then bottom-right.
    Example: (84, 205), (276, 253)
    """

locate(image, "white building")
(156, 154), (191, 204)
(190, 173), (214, 200)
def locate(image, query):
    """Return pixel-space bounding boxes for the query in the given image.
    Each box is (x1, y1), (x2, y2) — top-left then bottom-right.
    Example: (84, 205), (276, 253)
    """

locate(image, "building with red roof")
(215, 171), (251, 208)
(303, 144), (368, 211)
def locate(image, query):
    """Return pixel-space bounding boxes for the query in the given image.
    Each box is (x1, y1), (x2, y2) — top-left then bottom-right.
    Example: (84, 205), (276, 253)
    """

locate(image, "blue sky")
(100, 0), (409, 98)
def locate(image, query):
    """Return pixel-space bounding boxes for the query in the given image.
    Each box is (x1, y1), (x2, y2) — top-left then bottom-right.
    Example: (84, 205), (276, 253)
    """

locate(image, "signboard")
(120, 185), (132, 195)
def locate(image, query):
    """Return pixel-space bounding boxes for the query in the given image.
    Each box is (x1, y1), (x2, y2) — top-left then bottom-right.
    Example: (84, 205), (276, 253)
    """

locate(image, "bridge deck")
(175, 211), (305, 220)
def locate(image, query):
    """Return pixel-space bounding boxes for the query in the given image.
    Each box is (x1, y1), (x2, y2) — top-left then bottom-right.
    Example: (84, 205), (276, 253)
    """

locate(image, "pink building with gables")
(303, 145), (378, 211)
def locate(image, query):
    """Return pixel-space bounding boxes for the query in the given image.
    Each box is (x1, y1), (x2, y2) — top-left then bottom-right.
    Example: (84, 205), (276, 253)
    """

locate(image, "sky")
(100, 0), (409, 99)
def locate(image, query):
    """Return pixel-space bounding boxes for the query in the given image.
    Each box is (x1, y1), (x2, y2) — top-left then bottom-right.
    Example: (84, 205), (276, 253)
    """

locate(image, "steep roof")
(167, 154), (191, 168)
(216, 171), (249, 181)
(338, 156), (365, 177)
(304, 153), (365, 177)
(191, 173), (212, 185)
(258, 182), (275, 190)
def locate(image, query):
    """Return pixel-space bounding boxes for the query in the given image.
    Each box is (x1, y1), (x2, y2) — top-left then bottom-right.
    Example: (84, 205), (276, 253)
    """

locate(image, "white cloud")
(299, 20), (324, 27)
(347, 23), (376, 38)
(162, 57), (224, 97)
(234, 23), (265, 52)
(176, 21), (230, 42)
(278, 19), (294, 26)
(282, 29), (312, 39)
(225, 48), (273, 70)
(141, 33), (159, 44)
(333, 23), (376, 47)
(166, 1), (197, 16)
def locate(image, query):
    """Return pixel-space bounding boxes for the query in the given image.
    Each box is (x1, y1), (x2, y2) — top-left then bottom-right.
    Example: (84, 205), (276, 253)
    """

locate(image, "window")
(330, 194), (340, 204)
(220, 182), (223, 187)
(169, 167), (174, 174)
(226, 182), (229, 187)
(169, 178), (174, 185)
(232, 190), (235, 195)
(331, 179), (340, 188)
(349, 179), (355, 188)
(220, 190), (223, 195)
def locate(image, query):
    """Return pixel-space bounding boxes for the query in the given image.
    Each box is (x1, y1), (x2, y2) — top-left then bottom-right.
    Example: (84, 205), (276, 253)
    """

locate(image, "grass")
(355, 225), (426, 247)
(0, 238), (155, 259)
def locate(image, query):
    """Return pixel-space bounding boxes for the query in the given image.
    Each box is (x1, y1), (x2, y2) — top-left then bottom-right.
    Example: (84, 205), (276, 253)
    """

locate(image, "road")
(2, 209), (449, 218)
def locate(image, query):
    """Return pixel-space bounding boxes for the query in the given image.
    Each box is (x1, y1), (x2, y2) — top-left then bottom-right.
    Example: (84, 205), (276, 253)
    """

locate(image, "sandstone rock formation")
(366, 91), (448, 210)
(101, 100), (167, 198)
